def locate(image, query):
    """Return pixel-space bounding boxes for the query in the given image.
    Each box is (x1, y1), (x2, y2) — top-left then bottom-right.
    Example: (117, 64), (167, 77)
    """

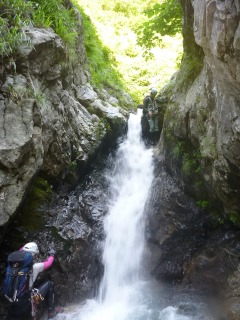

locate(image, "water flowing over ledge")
(59, 111), (220, 320)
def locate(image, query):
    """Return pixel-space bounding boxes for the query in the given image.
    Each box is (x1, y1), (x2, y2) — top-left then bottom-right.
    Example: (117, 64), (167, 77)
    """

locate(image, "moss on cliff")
(175, 53), (204, 92)
(19, 177), (52, 231)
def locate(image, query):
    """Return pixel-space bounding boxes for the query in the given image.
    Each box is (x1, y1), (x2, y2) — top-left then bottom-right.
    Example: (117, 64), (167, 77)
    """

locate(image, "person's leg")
(37, 281), (55, 313)
(153, 116), (159, 132)
(38, 281), (63, 319)
(148, 118), (154, 132)
(141, 115), (150, 136)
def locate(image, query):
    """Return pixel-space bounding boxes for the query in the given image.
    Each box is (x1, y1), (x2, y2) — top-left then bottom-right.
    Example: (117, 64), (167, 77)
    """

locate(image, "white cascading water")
(63, 110), (153, 320)
(62, 110), (213, 320)
(98, 109), (154, 310)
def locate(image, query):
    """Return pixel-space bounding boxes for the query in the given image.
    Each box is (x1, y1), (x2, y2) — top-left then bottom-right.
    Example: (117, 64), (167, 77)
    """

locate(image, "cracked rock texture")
(0, 24), (132, 242)
(157, 1), (240, 318)
(160, 0), (240, 223)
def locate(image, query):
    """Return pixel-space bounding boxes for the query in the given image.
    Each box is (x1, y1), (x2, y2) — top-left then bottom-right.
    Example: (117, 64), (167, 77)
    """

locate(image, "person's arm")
(31, 262), (44, 287)
(144, 97), (153, 118)
(30, 255), (54, 287)
(143, 97), (149, 115)
(43, 256), (54, 270)
(43, 248), (55, 270)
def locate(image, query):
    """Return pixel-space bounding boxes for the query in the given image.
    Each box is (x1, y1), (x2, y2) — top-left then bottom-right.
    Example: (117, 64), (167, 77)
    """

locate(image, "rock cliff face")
(160, 0), (240, 224)
(155, 0), (240, 317)
(0, 20), (131, 243)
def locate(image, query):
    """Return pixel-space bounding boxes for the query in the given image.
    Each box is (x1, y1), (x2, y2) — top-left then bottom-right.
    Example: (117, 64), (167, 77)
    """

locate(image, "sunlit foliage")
(0, 0), (77, 57)
(74, 0), (183, 103)
(72, 2), (126, 93)
(1, 0), (183, 104)
(136, 0), (182, 51)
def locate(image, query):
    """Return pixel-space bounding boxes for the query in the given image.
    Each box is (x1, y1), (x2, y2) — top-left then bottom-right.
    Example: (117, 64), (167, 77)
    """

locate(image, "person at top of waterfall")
(143, 88), (159, 133)
(4, 241), (63, 320)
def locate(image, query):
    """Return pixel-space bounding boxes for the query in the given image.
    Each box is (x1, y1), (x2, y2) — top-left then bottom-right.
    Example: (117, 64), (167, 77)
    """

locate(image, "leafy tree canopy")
(136, 0), (182, 51)
(75, 0), (183, 103)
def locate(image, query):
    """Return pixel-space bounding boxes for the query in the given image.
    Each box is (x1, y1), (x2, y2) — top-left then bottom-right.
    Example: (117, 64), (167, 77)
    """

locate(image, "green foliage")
(200, 136), (217, 159)
(0, 0), (33, 57)
(99, 0), (152, 19)
(0, 0), (33, 26)
(169, 135), (201, 176)
(71, 3), (126, 93)
(175, 53), (204, 91)
(229, 211), (240, 227)
(17, 177), (52, 231)
(0, 0), (77, 58)
(69, 160), (78, 170)
(74, 0), (182, 103)
(136, 0), (182, 51)
(1, 0), (183, 103)
(95, 119), (109, 140)
(182, 54), (203, 78)
(196, 200), (209, 209)
(182, 150), (201, 175)
(32, 0), (78, 46)
(172, 140), (186, 159)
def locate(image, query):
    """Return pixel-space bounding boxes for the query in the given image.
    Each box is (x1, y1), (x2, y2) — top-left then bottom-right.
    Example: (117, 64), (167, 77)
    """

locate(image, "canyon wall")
(160, 0), (240, 225)
(0, 14), (132, 243)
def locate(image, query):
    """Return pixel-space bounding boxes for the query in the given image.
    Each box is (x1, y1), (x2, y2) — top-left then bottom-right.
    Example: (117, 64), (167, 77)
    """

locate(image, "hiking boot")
(48, 306), (64, 319)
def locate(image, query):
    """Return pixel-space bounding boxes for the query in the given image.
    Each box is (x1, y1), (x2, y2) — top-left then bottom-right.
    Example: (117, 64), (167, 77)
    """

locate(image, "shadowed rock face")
(157, 0), (240, 317)
(160, 0), (240, 223)
(0, 25), (131, 242)
(0, 160), (109, 317)
(144, 154), (240, 319)
(0, 147), (238, 319)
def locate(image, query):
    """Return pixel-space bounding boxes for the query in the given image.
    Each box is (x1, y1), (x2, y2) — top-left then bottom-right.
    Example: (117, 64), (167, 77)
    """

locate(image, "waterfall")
(63, 110), (153, 320)
(62, 110), (215, 320)
(98, 109), (153, 304)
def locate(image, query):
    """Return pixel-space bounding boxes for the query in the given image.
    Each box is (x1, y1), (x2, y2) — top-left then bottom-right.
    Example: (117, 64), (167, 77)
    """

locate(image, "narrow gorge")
(1, 1), (240, 320)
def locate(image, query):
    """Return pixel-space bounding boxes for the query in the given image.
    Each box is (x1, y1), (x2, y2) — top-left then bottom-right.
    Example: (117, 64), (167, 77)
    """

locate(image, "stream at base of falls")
(55, 110), (223, 320)
(60, 279), (221, 320)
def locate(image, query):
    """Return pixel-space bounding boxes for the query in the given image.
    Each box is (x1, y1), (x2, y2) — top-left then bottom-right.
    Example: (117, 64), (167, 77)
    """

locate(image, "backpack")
(3, 250), (33, 303)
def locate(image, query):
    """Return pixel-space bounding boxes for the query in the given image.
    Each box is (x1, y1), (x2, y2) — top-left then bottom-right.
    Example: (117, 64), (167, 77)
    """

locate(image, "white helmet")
(23, 242), (39, 256)
(150, 88), (158, 95)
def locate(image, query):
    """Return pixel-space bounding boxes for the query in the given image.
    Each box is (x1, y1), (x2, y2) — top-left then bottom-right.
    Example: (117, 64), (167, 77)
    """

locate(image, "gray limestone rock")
(0, 26), (128, 242)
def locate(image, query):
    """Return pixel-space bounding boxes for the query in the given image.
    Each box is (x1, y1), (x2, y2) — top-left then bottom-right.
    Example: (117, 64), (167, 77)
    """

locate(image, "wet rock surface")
(0, 145), (240, 319)
(156, 2), (240, 316)
(144, 153), (240, 318)
(0, 154), (111, 318)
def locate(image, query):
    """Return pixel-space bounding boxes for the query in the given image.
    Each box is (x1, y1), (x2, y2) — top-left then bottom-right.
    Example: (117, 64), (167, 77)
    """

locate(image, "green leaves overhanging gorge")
(136, 0), (182, 50)
(1, 0), (184, 103)
(73, 0), (183, 102)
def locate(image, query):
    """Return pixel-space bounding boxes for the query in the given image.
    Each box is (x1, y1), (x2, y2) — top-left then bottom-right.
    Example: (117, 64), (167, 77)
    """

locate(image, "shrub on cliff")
(0, 0), (77, 58)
